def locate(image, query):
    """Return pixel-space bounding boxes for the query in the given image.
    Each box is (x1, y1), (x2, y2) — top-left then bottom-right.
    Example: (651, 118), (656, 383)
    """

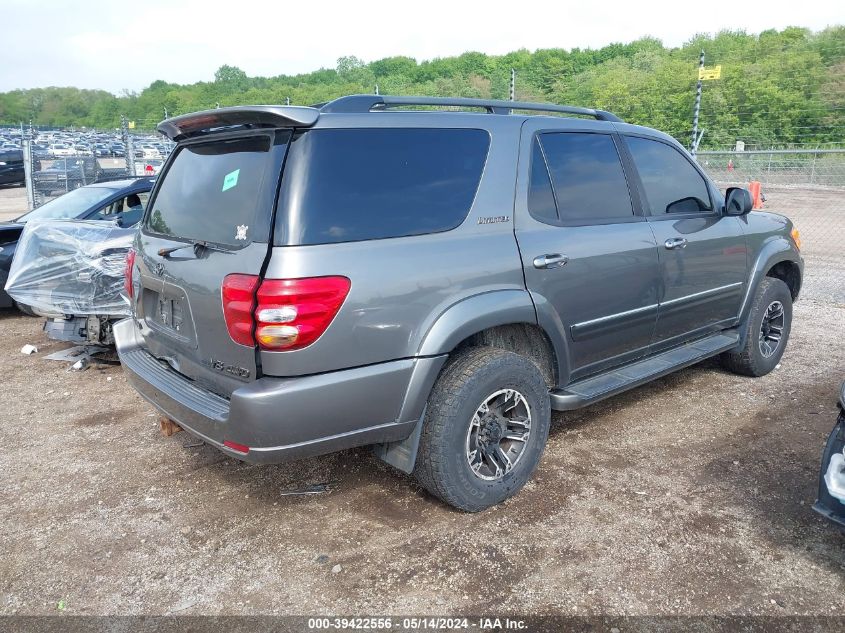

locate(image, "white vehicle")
(138, 144), (161, 159)
(49, 143), (75, 157)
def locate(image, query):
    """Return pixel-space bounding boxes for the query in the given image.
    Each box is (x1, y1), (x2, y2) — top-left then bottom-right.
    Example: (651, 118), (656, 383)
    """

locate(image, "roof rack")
(318, 95), (622, 122)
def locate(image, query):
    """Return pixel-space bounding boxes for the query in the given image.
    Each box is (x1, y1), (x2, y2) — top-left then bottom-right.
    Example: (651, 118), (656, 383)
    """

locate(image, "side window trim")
(529, 135), (561, 222)
(528, 130), (644, 228)
(619, 133), (717, 219)
(536, 137), (560, 221)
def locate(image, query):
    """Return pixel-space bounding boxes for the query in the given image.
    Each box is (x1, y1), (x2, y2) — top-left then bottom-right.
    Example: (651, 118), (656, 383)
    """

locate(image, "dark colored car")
(116, 96), (803, 511)
(0, 178), (154, 310)
(33, 156), (103, 196)
(814, 381), (845, 528)
(0, 150), (24, 186)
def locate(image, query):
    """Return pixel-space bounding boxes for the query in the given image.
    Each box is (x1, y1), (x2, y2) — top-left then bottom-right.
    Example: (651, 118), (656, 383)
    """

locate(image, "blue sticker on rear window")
(222, 169), (240, 192)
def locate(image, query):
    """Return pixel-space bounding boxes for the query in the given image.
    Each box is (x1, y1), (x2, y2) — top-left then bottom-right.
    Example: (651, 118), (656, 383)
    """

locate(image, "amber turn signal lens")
(790, 228), (802, 251)
(256, 324), (299, 348)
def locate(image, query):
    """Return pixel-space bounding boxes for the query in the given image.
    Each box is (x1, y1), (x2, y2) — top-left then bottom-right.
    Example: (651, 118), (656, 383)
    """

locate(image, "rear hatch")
(132, 130), (290, 397)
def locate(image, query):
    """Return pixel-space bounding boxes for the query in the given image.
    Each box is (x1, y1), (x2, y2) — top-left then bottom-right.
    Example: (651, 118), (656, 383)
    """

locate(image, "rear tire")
(721, 277), (792, 377)
(414, 347), (551, 512)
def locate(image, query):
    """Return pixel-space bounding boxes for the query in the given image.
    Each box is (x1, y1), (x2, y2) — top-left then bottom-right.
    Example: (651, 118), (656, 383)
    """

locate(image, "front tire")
(414, 347), (551, 512)
(721, 277), (793, 377)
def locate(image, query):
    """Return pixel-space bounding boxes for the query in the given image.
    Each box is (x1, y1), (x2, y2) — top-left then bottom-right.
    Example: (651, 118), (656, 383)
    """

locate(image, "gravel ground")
(0, 185), (26, 221)
(0, 298), (843, 617)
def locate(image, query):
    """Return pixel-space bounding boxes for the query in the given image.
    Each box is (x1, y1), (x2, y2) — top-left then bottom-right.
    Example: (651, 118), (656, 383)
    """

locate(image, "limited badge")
(235, 225), (248, 240)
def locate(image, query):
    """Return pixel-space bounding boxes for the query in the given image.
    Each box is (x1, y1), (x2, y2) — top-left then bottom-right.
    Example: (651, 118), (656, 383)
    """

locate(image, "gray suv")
(116, 95), (803, 511)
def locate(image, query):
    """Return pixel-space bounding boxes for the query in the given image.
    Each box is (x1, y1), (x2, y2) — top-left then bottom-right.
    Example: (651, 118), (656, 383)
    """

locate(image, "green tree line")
(1, 26), (842, 148)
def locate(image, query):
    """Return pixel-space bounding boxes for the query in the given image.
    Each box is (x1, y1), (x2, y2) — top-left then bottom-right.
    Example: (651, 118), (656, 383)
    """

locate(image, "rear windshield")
(275, 128), (490, 245)
(145, 135), (282, 246)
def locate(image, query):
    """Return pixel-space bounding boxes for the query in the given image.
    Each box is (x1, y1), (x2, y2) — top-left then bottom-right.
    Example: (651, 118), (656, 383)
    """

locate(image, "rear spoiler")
(157, 106), (320, 141)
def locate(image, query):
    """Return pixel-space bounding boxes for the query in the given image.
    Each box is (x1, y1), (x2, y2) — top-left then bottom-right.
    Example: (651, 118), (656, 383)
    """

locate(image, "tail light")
(221, 275), (350, 351)
(222, 274), (260, 346)
(124, 248), (136, 299)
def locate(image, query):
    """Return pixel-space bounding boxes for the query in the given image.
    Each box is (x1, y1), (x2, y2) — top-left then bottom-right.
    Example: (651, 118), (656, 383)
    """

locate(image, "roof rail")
(319, 94), (622, 122)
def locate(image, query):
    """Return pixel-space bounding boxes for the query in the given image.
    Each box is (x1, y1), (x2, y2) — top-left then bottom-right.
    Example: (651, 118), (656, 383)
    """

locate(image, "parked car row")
(0, 126), (174, 160)
(0, 95), (840, 523)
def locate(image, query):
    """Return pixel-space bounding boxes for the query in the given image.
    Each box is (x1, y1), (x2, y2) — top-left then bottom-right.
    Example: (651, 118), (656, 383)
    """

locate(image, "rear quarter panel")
(260, 113), (529, 377)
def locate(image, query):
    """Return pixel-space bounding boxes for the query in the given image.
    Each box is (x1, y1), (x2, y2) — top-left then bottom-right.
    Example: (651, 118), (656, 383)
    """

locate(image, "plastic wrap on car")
(4, 219), (133, 317)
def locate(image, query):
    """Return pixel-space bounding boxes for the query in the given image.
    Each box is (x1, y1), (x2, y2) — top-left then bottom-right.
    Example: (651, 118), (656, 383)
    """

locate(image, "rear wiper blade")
(158, 240), (232, 257)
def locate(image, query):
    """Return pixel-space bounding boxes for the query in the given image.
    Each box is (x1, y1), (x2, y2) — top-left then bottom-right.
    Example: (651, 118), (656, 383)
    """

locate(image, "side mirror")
(725, 187), (753, 216)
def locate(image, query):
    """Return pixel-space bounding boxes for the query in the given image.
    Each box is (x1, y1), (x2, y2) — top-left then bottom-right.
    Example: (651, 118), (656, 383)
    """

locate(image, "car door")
(515, 121), (661, 384)
(620, 134), (748, 351)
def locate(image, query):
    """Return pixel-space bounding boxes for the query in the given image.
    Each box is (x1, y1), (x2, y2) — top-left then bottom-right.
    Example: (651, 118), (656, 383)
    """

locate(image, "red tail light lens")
(124, 248), (136, 299)
(222, 274), (260, 346)
(256, 276), (350, 351)
(221, 275), (350, 350)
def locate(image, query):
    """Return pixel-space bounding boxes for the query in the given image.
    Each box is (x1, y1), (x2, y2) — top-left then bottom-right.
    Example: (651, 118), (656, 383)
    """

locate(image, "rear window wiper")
(158, 240), (232, 258)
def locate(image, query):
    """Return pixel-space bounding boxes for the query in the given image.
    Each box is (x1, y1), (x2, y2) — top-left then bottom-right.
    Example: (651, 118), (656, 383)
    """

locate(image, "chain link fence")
(697, 148), (845, 304)
(20, 129), (170, 209)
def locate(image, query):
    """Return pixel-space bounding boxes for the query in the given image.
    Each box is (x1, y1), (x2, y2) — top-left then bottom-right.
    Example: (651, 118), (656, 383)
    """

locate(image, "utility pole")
(375, 84), (379, 95)
(164, 107), (168, 119)
(691, 50), (704, 158)
(285, 97), (290, 106)
(121, 115), (136, 177)
(509, 68), (515, 101)
(22, 136), (34, 211)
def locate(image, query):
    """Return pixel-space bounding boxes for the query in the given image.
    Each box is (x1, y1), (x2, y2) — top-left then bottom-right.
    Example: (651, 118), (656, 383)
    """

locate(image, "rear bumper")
(114, 318), (445, 464)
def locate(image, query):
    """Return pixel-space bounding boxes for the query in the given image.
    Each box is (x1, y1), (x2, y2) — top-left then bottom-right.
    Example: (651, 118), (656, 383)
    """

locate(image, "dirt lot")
(0, 298), (843, 617)
(0, 185), (26, 221)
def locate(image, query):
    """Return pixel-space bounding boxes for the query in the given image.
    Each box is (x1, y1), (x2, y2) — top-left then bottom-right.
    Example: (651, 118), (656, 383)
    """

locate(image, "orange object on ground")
(749, 181), (763, 209)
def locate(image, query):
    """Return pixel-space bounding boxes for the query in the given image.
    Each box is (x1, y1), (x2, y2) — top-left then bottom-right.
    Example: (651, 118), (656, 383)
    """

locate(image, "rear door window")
(625, 136), (713, 215)
(276, 128), (490, 245)
(537, 132), (634, 224)
(145, 134), (286, 246)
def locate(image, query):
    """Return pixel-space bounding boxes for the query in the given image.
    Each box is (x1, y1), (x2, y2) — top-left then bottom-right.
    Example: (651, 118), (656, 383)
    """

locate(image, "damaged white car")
(4, 219), (133, 345)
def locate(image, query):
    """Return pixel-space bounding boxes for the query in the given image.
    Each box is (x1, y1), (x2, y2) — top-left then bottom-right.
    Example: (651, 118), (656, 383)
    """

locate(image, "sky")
(1, 0), (843, 94)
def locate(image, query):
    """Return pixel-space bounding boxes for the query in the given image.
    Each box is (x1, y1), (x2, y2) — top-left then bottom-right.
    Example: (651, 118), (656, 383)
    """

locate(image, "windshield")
(16, 186), (116, 223)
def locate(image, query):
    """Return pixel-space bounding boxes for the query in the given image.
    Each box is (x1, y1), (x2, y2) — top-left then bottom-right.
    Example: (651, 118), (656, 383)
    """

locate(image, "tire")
(14, 302), (38, 317)
(414, 346), (551, 512)
(721, 277), (792, 377)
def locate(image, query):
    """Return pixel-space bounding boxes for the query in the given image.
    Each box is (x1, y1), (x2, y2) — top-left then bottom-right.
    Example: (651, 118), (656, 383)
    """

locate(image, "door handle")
(664, 237), (688, 250)
(533, 254), (569, 269)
